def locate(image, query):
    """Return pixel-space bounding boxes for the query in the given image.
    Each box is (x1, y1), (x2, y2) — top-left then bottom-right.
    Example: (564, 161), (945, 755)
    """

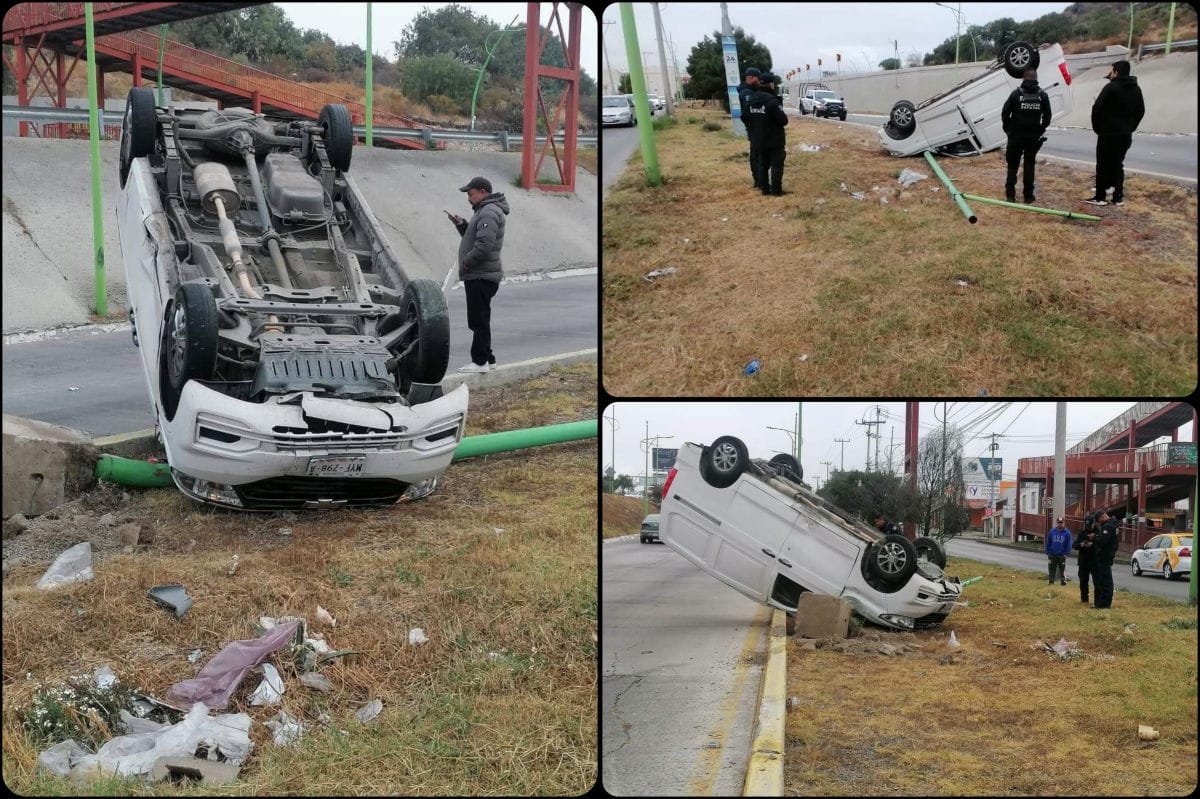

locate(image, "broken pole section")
(922, 150), (977, 223)
(960, 194), (1101, 221)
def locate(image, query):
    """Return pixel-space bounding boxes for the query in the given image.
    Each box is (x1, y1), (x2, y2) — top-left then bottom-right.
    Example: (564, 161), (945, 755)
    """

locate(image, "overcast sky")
(275, 2), (598, 78)
(601, 2), (1072, 85)
(603, 402), (1195, 487)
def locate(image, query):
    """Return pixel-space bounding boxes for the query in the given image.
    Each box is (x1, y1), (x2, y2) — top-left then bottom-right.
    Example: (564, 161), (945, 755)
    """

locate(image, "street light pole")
(470, 15), (523, 134)
(934, 2), (961, 82)
(602, 20), (618, 94)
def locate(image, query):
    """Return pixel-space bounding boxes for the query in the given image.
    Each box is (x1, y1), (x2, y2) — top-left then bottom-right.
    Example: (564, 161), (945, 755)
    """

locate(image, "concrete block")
(794, 593), (852, 639)
(2, 414), (97, 519)
(150, 756), (240, 785)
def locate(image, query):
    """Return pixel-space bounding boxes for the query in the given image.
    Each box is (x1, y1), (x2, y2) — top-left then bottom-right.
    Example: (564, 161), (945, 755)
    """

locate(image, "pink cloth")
(166, 620), (300, 710)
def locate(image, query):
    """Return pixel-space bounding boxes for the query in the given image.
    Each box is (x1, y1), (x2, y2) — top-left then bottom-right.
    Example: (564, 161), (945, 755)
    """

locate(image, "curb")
(742, 608), (787, 796)
(91, 350), (597, 454)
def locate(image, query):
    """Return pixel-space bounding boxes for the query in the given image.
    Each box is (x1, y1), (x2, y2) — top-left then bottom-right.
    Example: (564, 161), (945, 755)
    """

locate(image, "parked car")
(800, 85), (847, 120)
(115, 88), (468, 511)
(659, 436), (961, 631)
(640, 513), (661, 544)
(1130, 533), (1192, 580)
(648, 94), (665, 112)
(602, 95), (636, 127)
(879, 41), (1074, 157)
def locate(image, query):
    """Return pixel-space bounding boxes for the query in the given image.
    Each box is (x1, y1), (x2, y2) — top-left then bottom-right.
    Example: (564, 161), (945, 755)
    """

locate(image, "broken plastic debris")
(93, 664), (118, 690)
(35, 541), (94, 589)
(300, 671), (333, 692)
(1137, 724), (1160, 741)
(743, 358), (761, 376)
(644, 267), (678, 282)
(354, 699), (383, 723)
(720, 216), (729, 222)
(68, 386), (80, 391)
(408, 628), (429, 646)
(226, 554), (240, 576)
(315, 605), (337, 628)
(797, 144), (824, 152)
(956, 279), (970, 287)
(493, 527), (505, 535)
(166, 620), (300, 710)
(798, 354), (809, 362)
(264, 711), (305, 747)
(850, 191), (866, 201)
(278, 527), (292, 536)
(306, 636), (332, 654)
(187, 649), (202, 663)
(947, 631), (960, 648)
(249, 663), (284, 706)
(37, 739), (88, 778)
(1052, 637), (1075, 656)
(897, 168), (928, 188)
(148, 584), (193, 619)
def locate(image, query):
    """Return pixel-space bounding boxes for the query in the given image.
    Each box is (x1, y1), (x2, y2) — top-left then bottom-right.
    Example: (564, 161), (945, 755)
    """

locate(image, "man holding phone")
(446, 176), (509, 372)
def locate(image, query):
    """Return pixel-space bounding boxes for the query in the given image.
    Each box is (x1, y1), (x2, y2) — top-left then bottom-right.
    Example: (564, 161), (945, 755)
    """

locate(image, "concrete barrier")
(742, 608), (787, 796)
(2, 414), (97, 518)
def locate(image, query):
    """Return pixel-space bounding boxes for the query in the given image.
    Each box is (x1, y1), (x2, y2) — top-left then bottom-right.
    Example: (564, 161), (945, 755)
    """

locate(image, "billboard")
(721, 35), (745, 136)
(1167, 442), (1197, 466)
(653, 447), (678, 471)
(963, 457), (1003, 504)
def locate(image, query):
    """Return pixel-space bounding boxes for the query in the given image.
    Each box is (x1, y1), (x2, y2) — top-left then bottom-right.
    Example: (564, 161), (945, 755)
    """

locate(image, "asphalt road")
(945, 536), (1193, 603)
(1, 274), (596, 436)
(602, 536), (768, 797)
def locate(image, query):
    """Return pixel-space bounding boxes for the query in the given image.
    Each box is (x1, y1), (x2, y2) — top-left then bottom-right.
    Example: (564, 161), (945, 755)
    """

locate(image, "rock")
(7, 513), (30, 533)
(115, 523), (141, 548)
(73, 514), (93, 527)
(98, 513), (116, 527)
(35, 541), (94, 589)
(150, 756), (241, 785)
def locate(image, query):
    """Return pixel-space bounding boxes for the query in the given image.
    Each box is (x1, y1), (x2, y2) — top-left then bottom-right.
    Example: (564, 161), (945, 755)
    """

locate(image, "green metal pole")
(157, 24), (166, 105)
(471, 15), (521, 134)
(619, 2), (661, 186)
(365, 3), (372, 147)
(85, 3), (107, 317)
(1128, 3), (1134, 51)
(1166, 2), (1176, 55)
(922, 151), (976, 223)
(960, 193), (1101, 221)
(452, 420), (597, 460)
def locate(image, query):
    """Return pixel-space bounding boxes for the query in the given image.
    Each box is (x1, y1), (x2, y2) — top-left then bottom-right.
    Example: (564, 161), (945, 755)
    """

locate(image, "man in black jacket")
(737, 67), (763, 190)
(747, 74), (789, 196)
(447, 176), (509, 373)
(1086, 60), (1145, 207)
(1091, 510), (1120, 609)
(1074, 514), (1098, 604)
(1000, 69), (1051, 203)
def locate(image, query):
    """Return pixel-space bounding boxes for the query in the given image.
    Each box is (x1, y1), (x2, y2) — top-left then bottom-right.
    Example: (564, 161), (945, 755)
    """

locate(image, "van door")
(777, 511), (861, 596)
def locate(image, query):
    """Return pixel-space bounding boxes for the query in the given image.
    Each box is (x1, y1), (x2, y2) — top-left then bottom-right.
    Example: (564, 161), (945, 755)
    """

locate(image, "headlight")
(400, 475), (439, 503)
(171, 468), (244, 508)
(878, 614), (914, 630)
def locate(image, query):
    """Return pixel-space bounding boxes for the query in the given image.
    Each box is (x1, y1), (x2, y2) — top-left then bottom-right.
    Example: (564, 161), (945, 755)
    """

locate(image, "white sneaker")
(1084, 198), (1107, 206)
(457, 362), (490, 373)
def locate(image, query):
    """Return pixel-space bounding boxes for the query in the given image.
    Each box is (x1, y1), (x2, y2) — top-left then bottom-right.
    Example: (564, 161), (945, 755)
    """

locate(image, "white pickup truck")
(800, 84), (848, 120)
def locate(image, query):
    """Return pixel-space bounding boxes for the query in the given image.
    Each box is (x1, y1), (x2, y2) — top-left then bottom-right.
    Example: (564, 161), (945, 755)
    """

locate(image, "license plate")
(306, 457), (366, 477)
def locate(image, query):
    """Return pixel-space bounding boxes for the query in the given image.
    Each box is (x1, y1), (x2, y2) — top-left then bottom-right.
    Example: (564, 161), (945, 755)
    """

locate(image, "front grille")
(272, 432), (405, 452)
(913, 611), (951, 629)
(234, 476), (408, 509)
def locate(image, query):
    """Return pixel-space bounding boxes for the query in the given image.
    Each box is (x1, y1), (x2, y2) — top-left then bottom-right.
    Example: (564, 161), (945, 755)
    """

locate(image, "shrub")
(702, 121), (721, 132)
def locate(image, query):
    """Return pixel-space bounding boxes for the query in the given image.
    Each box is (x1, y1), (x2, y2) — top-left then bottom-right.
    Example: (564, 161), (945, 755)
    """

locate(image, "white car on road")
(602, 95), (636, 127)
(659, 436), (962, 631)
(115, 88), (467, 511)
(879, 41), (1074, 157)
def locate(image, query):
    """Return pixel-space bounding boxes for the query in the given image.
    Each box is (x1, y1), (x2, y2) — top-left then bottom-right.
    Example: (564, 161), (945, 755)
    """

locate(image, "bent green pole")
(620, 2), (661, 186)
(960, 194), (1101, 222)
(85, 3), (107, 316)
(923, 150), (977, 224)
(95, 420), (598, 487)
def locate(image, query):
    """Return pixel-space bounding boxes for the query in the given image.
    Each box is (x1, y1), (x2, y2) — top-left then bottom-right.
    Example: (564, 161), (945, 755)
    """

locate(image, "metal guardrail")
(1137, 38), (1198, 60)
(2, 105), (597, 149)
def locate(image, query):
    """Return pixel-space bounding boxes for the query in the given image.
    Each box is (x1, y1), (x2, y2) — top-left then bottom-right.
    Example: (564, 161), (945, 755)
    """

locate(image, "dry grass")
(784, 557), (1197, 795)
(601, 494), (653, 539)
(602, 108), (1197, 396)
(1, 365), (597, 796)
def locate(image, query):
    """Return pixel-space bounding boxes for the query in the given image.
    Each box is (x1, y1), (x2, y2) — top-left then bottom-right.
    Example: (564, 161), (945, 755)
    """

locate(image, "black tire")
(838, 110), (847, 121)
(396, 279), (450, 386)
(768, 453), (803, 483)
(640, 536), (648, 544)
(867, 534), (919, 586)
(119, 87), (158, 188)
(160, 283), (218, 421)
(800, 104), (808, 115)
(1001, 41), (1039, 79)
(912, 536), (947, 569)
(318, 103), (353, 172)
(889, 100), (916, 132)
(1131, 558), (1142, 576)
(699, 435), (749, 489)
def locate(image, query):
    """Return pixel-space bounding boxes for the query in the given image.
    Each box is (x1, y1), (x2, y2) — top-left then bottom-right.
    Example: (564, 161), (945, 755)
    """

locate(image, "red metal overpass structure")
(1015, 402), (1197, 554)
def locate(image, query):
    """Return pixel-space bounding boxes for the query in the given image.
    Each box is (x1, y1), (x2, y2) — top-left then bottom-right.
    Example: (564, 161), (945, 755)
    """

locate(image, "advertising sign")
(721, 35), (745, 135)
(1167, 442), (1197, 466)
(653, 447), (678, 471)
(962, 457), (1003, 504)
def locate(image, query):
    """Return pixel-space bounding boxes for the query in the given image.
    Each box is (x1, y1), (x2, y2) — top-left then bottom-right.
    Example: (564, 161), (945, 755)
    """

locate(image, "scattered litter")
(277, 527), (292, 537)
(264, 711), (305, 747)
(120, 710), (167, 735)
(850, 191), (866, 201)
(947, 630), (960, 648)
(897, 168), (928, 188)
(879, 196), (889, 205)
(68, 386), (80, 391)
(166, 620), (300, 710)
(306, 636), (332, 654)
(37, 739), (88, 777)
(1052, 637), (1074, 656)
(798, 354), (809, 362)
(720, 216), (729, 222)
(743, 358), (761, 376)
(93, 664), (118, 690)
(991, 641), (1007, 648)
(930, 186), (941, 192)
(249, 663), (284, 706)
(682, 238), (690, 244)
(787, 696), (802, 709)
(815, 198), (826, 205)
(839, 182), (847, 192)
(956, 279), (970, 287)
(226, 554), (240, 576)
(493, 527), (505, 535)
(98, 513), (116, 527)
(315, 605), (337, 628)
(187, 649), (202, 663)
(977, 389), (989, 396)
(354, 699), (383, 723)
(147, 584), (192, 619)
(408, 628), (429, 646)
(797, 143), (825, 152)
(259, 616), (277, 630)
(1123, 623), (1137, 633)
(35, 541), (94, 589)
(299, 671), (333, 693)
(1137, 724), (1160, 741)
(644, 267), (678, 282)
(150, 755), (240, 786)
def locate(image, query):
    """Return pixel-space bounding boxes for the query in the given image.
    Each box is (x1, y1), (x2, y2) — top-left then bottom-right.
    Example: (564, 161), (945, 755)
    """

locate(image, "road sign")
(1042, 496), (1053, 509)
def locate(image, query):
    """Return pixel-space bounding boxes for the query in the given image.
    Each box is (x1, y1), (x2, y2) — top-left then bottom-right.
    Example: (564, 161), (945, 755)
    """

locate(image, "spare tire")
(889, 100), (916, 132)
(1001, 41), (1039, 79)
(700, 435), (749, 489)
(913, 536), (947, 569)
(867, 534), (919, 587)
(319, 104), (353, 172)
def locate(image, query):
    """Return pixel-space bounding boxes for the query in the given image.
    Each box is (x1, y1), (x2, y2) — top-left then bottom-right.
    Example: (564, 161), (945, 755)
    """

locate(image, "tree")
(617, 72), (632, 94)
(614, 474), (635, 494)
(683, 27), (772, 110)
(818, 470), (920, 526)
(878, 57), (901, 71)
(916, 423), (969, 542)
(400, 54), (477, 110)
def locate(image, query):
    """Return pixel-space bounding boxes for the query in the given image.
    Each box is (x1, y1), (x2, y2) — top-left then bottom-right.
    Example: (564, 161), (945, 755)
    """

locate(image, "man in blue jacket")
(1045, 516), (1072, 585)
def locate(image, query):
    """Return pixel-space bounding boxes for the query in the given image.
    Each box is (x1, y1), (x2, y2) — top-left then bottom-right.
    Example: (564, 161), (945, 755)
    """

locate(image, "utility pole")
(619, 2), (661, 185)
(834, 436), (850, 471)
(651, 2), (674, 115)
(821, 460), (834, 482)
(719, 2), (745, 136)
(856, 411), (883, 472)
(640, 422), (674, 517)
(642, 50), (655, 92)
(668, 33), (683, 103)
(887, 426), (895, 473)
(893, 39), (899, 87)
(796, 404), (802, 465)
(1054, 403), (1066, 531)
(604, 406), (619, 488)
(602, 20), (618, 94)
(988, 432), (1000, 537)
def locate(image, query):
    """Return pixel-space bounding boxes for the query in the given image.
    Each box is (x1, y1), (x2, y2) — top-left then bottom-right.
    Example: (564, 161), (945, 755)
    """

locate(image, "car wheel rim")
(1011, 47), (1031, 68)
(712, 443), (739, 473)
(168, 303), (188, 383)
(877, 542), (908, 575)
(1164, 566), (1171, 578)
(893, 108), (912, 127)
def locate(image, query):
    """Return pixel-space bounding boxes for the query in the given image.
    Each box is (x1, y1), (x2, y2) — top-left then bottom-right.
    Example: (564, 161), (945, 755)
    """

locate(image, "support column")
(1083, 467), (1092, 516)
(17, 40), (29, 137)
(904, 401), (919, 540)
(131, 51), (142, 87)
(56, 51), (66, 107)
(251, 90), (261, 114)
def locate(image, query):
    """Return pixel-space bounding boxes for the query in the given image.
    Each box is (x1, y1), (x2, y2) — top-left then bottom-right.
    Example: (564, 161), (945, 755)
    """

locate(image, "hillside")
(603, 493), (658, 539)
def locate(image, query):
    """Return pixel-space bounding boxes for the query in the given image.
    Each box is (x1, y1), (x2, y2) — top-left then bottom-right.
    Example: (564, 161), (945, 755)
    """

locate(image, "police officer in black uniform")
(748, 73), (789, 196)
(737, 67), (763, 190)
(1000, 68), (1051, 203)
(1074, 513), (1098, 604)
(1091, 510), (1120, 609)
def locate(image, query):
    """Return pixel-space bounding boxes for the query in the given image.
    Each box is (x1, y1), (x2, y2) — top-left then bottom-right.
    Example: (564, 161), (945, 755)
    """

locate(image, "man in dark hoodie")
(1091, 510), (1120, 609)
(737, 67), (763, 190)
(447, 176), (509, 373)
(1000, 69), (1051, 203)
(747, 73), (789, 196)
(1074, 513), (1098, 604)
(1086, 60), (1145, 207)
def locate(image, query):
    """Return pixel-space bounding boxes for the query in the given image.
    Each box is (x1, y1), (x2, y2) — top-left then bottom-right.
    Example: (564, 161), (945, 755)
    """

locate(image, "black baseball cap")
(459, 176), (492, 192)
(744, 67), (761, 78)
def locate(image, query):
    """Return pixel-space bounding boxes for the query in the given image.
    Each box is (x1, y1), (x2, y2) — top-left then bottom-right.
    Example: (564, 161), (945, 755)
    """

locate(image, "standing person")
(1045, 516), (1072, 586)
(737, 67), (763, 190)
(1074, 514), (1098, 604)
(1000, 69), (1051, 203)
(750, 73), (789, 196)
(873, 515), (902, 537)
(446, 176), (509, 373)
(1086, 60), (1145, 207)
(1091, 510), (1120, 609)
